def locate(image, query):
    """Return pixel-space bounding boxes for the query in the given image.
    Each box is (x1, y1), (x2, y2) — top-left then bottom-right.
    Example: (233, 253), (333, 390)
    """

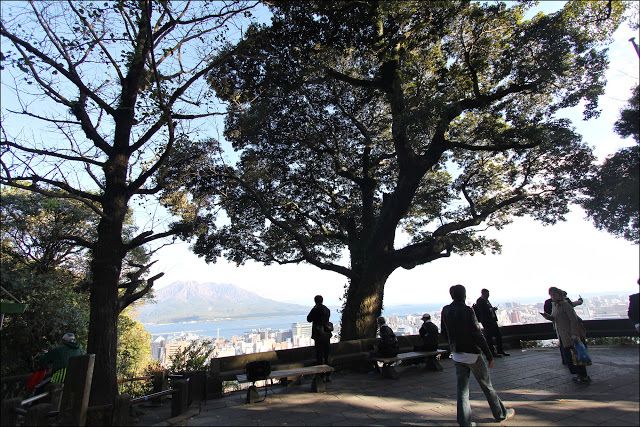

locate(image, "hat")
(421, 313), (431, 320)
(62, 333), (76, 343)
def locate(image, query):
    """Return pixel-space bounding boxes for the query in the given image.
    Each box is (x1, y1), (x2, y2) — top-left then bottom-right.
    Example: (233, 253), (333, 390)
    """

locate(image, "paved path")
(149, 345), (639, 426)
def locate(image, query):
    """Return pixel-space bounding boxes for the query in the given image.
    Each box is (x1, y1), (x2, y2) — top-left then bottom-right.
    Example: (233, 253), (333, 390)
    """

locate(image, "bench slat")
(370, 350), (446, 364)
(237, 364), (334, 383)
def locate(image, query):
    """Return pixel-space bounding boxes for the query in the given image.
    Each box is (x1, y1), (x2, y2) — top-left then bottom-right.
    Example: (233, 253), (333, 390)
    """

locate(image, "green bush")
(169, 339), (215, 373)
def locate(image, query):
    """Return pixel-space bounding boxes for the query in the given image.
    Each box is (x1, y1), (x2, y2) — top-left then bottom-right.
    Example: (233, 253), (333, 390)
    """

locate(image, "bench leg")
(311, 375), (326, 393)
(246, 385), (261, 403)
(426, 357), (443, 371)
(381, 364), (399, 379)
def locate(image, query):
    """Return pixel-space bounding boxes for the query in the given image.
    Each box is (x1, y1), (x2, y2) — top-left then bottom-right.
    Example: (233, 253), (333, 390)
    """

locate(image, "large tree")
(0, 0), (256, 404)
(581, 84), (639, 243)
(186, 1), (625, 340)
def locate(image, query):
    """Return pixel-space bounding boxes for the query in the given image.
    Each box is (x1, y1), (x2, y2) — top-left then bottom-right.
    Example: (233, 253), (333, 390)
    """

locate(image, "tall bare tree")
(1, 0), (256, 404)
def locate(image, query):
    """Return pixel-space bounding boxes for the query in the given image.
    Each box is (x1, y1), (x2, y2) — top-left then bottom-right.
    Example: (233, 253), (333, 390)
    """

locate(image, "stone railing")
(500, 318), (637, 348)
(207, 318), (637, 398)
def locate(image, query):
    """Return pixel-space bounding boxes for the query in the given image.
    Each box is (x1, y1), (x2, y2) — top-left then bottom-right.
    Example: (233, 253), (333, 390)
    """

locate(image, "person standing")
(474, 289), (509, 357)
(546, 288), (591, 384)
(542, 287), (583, 365)
(628, 279), (639, 334)
(441, 284), (515, 427)
(307, 295), (332, 368)
(36, 332), (85, 384)
(417, 313), (442, 371)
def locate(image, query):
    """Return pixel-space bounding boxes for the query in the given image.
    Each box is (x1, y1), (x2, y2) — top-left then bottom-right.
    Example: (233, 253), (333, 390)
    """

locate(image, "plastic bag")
(570, 341), (592, 366)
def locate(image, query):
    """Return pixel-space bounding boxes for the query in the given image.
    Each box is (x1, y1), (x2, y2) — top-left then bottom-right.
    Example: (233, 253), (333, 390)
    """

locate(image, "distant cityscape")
(149, 293), (633, 367)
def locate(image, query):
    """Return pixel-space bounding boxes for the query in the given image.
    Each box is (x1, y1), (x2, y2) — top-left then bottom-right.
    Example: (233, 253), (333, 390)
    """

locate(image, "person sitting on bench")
(416, 313), (443, 371)
(374, 316), (399, 357)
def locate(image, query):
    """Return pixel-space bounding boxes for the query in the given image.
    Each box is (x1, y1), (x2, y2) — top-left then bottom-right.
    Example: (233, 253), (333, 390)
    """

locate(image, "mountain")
(133, 281), (309, 324)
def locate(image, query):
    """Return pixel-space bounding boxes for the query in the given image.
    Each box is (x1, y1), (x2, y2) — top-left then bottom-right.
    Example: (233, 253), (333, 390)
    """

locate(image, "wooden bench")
(370, 350), (447, 379)
(236, 364), (334, 403)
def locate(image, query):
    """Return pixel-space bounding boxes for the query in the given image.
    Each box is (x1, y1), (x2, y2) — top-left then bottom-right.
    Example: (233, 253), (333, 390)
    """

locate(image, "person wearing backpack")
(35, 332), (85, 384)
(376, 316), (399, 357)
(307, 295), (332, 379)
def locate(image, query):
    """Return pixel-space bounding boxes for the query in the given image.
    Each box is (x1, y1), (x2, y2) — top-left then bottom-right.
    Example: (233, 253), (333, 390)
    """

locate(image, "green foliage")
(582, 85), (639, 243)
(0, 189), (91, 376)
(181, 1), (623, 338)
(1, 187), (96, 274)
(169, 339), (215, 373)
(584, 336), (639, 346)
(118, 361), (164, 399)
(116, 312), (152, 379)
(0, 260), (89, 376)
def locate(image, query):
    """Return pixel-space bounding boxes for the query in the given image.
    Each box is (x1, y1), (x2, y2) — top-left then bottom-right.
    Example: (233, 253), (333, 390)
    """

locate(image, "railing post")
(112, 394), (131, 426)
(1, 397), (22, 426)
(24, 402), (53, 426)
(47, 383), (64, 411)
(208, 358), (223, 398)
(170, 379), (189, 417)
(151, 370), (167, 404)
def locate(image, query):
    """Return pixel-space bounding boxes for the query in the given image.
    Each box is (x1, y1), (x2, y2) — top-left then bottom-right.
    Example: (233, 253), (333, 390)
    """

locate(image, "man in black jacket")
(475, 289), (509, 357)
(442, 284), (515, 427)
(307, 295), (332, 368)
(418, 313), (442, 371)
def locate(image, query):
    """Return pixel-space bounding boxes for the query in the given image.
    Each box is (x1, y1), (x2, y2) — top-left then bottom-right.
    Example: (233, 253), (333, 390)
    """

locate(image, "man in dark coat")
(36, 332), (85, 383)
(376, 316), (399, 357)
(475, 289), (509, 357)
(441, 284), (515, 427)
(307, 295), (332, 368)
(418, 313), (442, 371)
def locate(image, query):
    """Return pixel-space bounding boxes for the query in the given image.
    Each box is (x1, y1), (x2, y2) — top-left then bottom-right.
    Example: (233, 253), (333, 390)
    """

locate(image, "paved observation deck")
(150, 345), (638, 426)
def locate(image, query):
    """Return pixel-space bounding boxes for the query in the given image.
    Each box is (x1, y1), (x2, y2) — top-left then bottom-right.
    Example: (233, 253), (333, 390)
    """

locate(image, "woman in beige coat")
(548, 288), (590, 384)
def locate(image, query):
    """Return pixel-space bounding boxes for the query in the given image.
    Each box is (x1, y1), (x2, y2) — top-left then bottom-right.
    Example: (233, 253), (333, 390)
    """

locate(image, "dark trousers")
(314, 338), (331, 365)
(561, 345), (587, 377)
(482, 322), (504, 354)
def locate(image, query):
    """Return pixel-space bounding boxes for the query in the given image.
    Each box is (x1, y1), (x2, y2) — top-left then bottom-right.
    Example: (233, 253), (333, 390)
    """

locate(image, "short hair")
(548, 286), (560, 294)
(314, 295), (323, 304)
(62, 333), (76, 343)
(450, 284), (466, 302)
(481, 288), (489, 294)
(377, 316), (386, 325)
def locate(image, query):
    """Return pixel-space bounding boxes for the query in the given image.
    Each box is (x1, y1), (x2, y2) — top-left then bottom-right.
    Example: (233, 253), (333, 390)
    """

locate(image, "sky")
(148, 3), (640, 307)
(1, 2), (637, 309)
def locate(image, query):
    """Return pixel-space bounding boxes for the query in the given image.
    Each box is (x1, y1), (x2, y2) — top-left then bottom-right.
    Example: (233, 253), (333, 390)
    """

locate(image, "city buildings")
(149, 294), (633, 367)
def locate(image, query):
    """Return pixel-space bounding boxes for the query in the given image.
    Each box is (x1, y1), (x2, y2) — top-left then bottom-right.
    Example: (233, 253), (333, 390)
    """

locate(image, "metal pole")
(629, 37), (640, 58)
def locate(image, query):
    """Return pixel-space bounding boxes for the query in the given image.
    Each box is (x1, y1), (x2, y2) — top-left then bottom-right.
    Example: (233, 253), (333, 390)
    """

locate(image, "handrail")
(129, 388), (175, 405)
(20, 392), (50, 406)
(117, 375), (154, 384)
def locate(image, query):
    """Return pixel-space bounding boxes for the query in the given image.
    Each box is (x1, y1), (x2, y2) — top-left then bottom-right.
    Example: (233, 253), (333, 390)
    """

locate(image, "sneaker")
(504, 408), (516, 421)
(499, 352), (511, 356)
(572, 375), (591, 384)
(492, 353), (503, 358)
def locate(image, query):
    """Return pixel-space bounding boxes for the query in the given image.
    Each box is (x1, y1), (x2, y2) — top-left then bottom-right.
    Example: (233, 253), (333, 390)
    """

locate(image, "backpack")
(380, 325), (399, 353)
(472, 303), (481, 321)
(245, 360), (272, 383)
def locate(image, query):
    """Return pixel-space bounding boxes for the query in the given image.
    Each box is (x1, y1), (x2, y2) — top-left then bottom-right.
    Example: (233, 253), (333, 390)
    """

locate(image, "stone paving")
(149, 345), (639, 426)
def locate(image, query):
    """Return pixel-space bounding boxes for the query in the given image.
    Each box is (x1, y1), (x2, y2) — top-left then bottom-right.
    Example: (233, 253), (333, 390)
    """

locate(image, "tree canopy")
(582, 84), (639, 243)
(1, 0), (257, 404)
(185, 1), (626, 339)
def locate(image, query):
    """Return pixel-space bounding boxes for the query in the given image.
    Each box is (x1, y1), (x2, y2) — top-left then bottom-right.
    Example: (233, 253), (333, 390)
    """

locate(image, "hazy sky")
(149, 4), (640, 307)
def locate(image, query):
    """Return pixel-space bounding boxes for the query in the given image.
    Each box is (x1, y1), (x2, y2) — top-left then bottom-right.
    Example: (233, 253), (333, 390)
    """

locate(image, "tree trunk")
(87, 155), (129, 406)
(339, 268), (392, 341)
